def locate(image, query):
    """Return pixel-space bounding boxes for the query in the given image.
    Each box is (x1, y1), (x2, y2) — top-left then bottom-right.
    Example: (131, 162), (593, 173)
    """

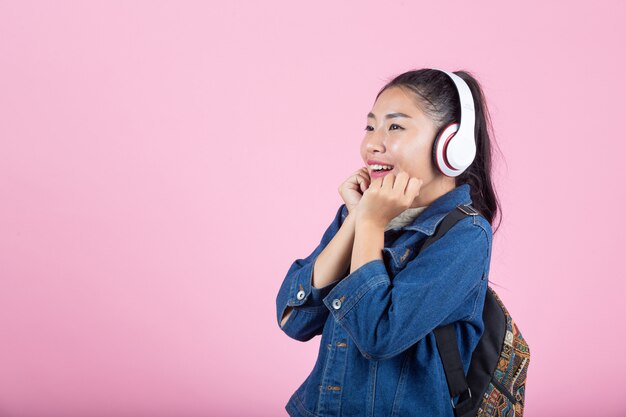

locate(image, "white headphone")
(430, 69), (477, 177)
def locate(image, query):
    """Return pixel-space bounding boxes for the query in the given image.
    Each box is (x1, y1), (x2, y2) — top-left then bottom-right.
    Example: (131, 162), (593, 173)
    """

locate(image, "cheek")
(359, 142), (368, 161)
(395, 146), (433, 176)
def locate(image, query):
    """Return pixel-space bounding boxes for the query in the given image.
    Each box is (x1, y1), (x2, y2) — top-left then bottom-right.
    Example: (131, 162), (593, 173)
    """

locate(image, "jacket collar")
(382, 183), (473, 269)
(400, 183), (472, 236)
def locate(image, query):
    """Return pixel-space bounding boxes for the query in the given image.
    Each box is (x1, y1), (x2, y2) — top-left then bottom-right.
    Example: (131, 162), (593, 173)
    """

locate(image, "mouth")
(369, 165), (394, 179)
(369, 163), (394, 171)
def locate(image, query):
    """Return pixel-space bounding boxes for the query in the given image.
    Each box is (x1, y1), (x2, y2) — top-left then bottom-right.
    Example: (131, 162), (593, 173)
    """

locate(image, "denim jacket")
(276, 184), (493, 417)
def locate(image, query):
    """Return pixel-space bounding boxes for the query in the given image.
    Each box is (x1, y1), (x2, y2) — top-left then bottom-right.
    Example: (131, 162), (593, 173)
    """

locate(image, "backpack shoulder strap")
(417, 203), (479, 417)
(419, 203), (479, 253)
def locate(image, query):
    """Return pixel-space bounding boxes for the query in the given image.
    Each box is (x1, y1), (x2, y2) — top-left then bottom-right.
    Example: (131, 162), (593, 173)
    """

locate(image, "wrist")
(343, 210), (357, 228)
(355, 214), (386, 231)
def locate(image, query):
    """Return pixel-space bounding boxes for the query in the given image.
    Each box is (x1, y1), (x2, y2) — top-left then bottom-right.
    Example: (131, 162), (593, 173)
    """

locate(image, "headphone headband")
(430, 68), (477, 177)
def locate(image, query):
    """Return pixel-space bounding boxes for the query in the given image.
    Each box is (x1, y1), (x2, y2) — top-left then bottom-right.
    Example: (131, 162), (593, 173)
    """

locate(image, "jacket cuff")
(323, 259), (390, 321)
(287, 257), (343, 308)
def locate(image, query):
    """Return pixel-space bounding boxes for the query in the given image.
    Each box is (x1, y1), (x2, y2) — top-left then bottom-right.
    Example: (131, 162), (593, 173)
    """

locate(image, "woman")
(276, 68), (502, 417)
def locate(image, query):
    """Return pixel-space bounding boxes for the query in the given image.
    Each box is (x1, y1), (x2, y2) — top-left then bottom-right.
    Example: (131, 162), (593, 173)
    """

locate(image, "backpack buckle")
(457, 204), (478, 216)
(451, 387), (472, 409)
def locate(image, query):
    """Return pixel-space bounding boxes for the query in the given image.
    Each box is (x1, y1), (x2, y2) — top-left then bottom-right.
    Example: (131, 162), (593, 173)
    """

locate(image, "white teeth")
(370, 164), (393, 171)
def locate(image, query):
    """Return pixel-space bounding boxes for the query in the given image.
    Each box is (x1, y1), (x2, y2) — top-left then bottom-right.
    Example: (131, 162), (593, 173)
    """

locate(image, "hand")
(355, 171), (423, 228)
(338, 167), (371, 215)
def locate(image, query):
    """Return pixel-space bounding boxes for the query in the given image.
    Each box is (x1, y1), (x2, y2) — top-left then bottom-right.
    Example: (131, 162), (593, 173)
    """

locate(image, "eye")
(389, 124), (403, 130)
(364, 125), (373, 131)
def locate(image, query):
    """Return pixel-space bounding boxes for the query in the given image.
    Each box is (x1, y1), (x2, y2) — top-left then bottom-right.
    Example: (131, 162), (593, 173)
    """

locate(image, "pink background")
(1, 1), (624, 416)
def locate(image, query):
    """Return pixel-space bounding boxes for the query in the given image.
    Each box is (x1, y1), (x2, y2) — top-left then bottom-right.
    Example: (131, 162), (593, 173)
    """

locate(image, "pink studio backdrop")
(1, 1), (624, 416)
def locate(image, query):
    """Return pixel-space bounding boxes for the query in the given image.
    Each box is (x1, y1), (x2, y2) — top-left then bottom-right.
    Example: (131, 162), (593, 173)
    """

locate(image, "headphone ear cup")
(433, 123), (462, 177)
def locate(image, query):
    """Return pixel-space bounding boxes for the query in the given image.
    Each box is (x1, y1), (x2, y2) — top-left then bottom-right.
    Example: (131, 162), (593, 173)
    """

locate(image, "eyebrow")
(367, 112), (412, 119)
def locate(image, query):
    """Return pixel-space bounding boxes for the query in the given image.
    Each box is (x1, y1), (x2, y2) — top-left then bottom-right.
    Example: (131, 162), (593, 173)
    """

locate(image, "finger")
(358, 179), (367, 194)
(348, 173), (362, 185)
(357, 172), (371, 187)
(393, 171), (410, 193)
(370, 177), (383, 189)
(355, 174), (368, 193)
(381, 172), (395, 190)
(348, 168), (365, 181)
(355, 167), (369, 176)
(405, 177), (423, 199)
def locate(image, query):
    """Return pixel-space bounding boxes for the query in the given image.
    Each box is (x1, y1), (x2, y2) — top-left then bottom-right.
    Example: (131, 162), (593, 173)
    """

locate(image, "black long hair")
(375, 68), (504, 235)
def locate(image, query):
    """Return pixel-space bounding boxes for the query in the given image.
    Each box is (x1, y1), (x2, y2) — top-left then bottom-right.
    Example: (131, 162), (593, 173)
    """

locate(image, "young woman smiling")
(276, 68), (501, 417)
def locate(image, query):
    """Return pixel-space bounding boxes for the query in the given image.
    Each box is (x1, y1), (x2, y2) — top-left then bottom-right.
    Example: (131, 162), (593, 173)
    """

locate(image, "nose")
(365, 128), (386, 153)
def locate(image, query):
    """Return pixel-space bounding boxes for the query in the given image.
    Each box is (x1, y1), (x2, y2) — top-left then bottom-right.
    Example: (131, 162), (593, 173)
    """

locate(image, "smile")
(370, 168), (394, 179)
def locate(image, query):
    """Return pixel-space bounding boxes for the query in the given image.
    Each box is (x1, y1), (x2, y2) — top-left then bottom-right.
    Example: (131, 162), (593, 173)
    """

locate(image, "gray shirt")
(384, 205), (429, 232)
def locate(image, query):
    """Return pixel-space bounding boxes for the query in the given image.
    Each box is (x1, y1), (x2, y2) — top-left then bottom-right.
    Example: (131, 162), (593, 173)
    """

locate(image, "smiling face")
(360, 85), (456, 207)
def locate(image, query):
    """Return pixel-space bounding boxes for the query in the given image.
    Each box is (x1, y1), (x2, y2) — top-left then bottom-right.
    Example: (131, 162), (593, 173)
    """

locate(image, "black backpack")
(417, 203), (530, 417)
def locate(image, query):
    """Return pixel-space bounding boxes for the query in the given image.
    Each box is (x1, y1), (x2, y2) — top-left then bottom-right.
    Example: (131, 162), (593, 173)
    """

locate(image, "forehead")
(370, 86), (427, 119)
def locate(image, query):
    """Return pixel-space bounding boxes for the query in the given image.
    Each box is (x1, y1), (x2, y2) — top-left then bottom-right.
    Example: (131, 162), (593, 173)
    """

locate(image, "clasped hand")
(355, 171), (424, 228)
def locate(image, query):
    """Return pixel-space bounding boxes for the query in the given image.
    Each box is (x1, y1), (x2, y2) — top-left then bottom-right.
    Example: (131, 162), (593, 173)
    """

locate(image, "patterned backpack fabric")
(417, 203), (530, 417)
(475, 288), (530, 416)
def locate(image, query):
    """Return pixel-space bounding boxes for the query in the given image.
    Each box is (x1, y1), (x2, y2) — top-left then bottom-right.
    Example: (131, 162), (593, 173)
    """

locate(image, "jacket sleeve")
(276, 203), (350, 341)
(322, 216), (491, 360)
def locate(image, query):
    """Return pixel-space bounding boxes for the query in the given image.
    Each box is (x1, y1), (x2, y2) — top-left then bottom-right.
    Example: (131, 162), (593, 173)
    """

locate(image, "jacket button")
(296, 290), (305, 300)
(332, 299), (342, 309)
